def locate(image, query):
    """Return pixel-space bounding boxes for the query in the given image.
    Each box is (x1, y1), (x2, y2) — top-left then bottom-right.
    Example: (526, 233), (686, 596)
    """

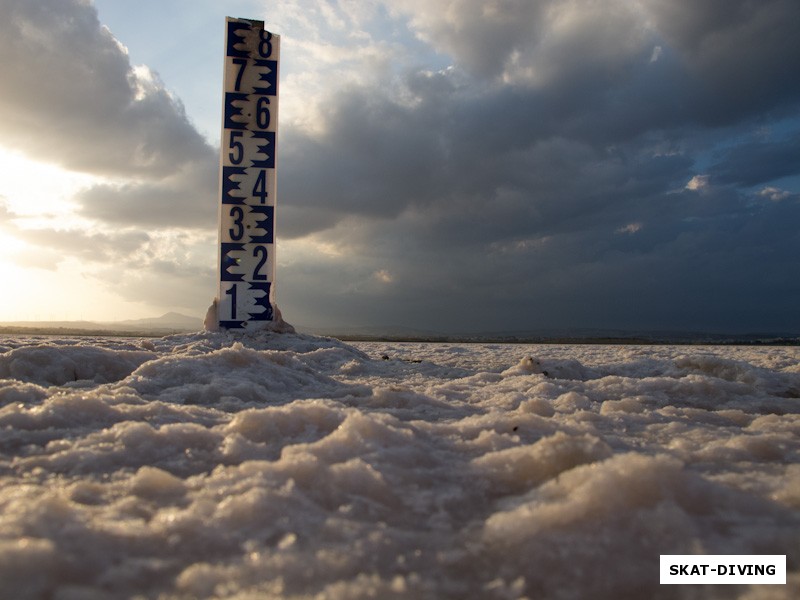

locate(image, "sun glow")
(0, 230), (25, 254)
(0, 147), (95, 219)
(0, 147), (149, 322)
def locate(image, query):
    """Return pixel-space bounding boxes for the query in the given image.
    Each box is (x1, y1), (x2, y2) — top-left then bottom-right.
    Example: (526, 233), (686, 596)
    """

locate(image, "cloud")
(759, 187), (793, 203)
(278, 0), (790, 247)
(709, 132), (800, 187)
(94, 259), (216, 311)
(0, 0), (220, 316)
(616, 223), (643, 235)
(0, 0), (212, 178)
(373, 269), (393, 284)
(15, 227), (150, 264)
(272, 0), (800, 332)
(685, 175), (710, 192)
(8, 222), (217, 312)
(74, 158), (218, 228)
(388, 0), (548, 78)
(283, 179), (800, 332)
(645, 0), (800, 123)
(0, 198), (16, 223)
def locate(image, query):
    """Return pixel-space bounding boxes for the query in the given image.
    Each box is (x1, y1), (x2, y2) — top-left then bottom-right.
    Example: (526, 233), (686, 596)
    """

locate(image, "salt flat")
(1, 332), (798, 599)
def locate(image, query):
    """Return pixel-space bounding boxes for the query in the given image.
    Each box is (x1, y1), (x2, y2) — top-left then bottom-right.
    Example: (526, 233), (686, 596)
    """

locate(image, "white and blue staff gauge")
(216, 17), (279, 330)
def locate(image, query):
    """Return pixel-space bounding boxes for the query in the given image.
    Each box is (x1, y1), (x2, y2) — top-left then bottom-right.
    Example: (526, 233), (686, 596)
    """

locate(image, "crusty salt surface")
(1, 333), (798, 599)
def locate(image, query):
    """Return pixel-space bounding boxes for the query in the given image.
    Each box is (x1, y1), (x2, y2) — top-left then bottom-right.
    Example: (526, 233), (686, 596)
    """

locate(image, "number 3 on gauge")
(229, 206), (244, 240)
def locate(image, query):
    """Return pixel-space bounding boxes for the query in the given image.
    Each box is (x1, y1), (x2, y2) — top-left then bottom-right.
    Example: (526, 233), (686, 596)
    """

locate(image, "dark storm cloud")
(278, 0), (800, 333)
(279, 86), (450, 238)
(646, 0), (800, 122)
(709, 132), (800, 187)
(278, 67), (697, 242)
(0, 0), (211, 178)
(396, 0), (800, 124)
(286, 181), (800, 333)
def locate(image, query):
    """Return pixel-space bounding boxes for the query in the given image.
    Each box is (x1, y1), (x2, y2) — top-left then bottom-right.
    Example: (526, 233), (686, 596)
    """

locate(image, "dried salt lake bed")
(1, 331), (798, 599)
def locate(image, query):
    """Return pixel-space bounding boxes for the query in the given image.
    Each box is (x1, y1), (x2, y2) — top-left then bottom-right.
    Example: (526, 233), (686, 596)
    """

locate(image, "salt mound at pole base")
(203, 299), (296, 334)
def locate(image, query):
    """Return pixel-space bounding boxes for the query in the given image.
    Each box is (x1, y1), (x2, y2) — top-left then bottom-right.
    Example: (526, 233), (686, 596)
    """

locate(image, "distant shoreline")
(2, 326), (797, 346)
(337, 334), (800, 346)
(0, 312), (203, 338)
(0, 326), (195, 338)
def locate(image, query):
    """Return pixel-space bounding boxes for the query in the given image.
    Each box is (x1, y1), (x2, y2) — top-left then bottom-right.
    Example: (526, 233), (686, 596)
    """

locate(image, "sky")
(0, 0), (799, 334)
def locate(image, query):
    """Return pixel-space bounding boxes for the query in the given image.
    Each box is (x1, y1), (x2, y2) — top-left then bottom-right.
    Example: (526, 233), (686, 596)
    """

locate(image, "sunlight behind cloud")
(0, 147), (96, 221)
(0, 231), (25, 261)
(0, 147), (168, 322)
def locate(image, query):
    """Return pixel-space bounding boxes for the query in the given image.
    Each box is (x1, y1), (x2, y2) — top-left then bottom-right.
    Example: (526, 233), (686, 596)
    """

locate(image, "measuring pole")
(216, 17), (279, 330)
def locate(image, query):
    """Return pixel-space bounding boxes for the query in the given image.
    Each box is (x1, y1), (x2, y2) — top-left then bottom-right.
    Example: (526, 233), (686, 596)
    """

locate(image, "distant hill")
(0, 312), (204, 336)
